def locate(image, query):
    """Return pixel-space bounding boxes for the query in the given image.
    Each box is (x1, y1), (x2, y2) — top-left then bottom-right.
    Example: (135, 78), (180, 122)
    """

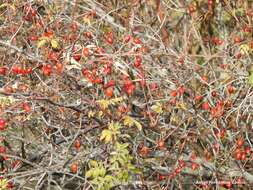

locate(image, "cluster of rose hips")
(0, 66), (33, 76)
(169, 86), (185, 105)
(234, 138), (251, 161)
(23, 3), (37, 22)
(75, 32), (147, 98)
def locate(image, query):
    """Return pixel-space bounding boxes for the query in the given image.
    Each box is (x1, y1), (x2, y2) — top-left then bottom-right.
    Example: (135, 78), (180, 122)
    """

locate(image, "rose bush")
(0, 0), (253, 189)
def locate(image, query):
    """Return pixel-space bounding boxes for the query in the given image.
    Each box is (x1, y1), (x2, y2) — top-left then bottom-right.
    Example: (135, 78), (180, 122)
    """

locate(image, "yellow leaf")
(0, 178), (8, 190)
(176, 102), (187, 110)
(0, 3), (9, 9)
(10, 4), (15, 12)
(83, 16), (91, 25)
(97, 99), (110, 109)
(37, 39), (47, 48)
(100, 129), (112, 143)
(240, 44), (250, 55)
(123, 116), (142, 131)
(123, 116), (134, 127)
(51, 39), (59, 49)
(151, 102), (163, 114)
(88, 110), (95, 118)
(109, 97), (124, 104)
(0, 96), (16, 106)
(89, 160), (98, 167)
(134, 120), (142, 131)
(98, 111), (104, 119)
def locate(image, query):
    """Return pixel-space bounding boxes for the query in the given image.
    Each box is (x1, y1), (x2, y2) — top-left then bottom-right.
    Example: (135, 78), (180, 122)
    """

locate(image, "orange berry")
(105, 88), (113, 98)
(71, 163), (78, 173)
(74, 139), (81, 150)
(82, 48), (90, 57)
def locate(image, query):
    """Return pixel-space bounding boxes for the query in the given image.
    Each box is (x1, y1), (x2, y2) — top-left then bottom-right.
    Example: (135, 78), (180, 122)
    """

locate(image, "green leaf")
(249, 72), (253, 86)
(98, 167), (106, 177)
(85, 170), (94, 178)
(151, 102), (163, 114)
(197, 57), (205, 65)
(93, 168), (101, 178)
(123, 116), (142, 130)
(89, 160), (98, 168)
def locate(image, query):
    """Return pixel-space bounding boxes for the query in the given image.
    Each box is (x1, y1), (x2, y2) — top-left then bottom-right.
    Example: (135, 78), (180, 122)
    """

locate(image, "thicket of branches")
(0, 0), (253, 189)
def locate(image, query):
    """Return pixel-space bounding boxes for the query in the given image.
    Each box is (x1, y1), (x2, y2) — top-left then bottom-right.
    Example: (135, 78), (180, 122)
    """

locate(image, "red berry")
(159, 174), (166, 181)
(211, 91), (217, 97)
(0, 67), (7, 75)
(124, 80), (132, 87)
(178, 57), (184, 65)
(178, 86), (185, 96)
(226, 181), (232, 189)
(30, 36), (38, 41)
(23, 102), (31, 112)
(0, 146), (5, 153)
(73, 54), (81, 61)
(94, 78), (103, 84)
(178, 160), (186, 168)
(140, 146), (149, 155)
(227, 85), (235, 94)
(12, 66), (22, 74)
(191, 162), (198, 170)
(201, 76), (208, 83)
(237, 138), (244, 147)
(208, 0), (214, 6)
(244, 26), (252, 33)
(236, 178), (243, 186)
(46, 64), (52, 70)
(82, 48), (90, 57)
(84, 32), (92, 38)
(126, 85), (136, 96)
(170, 90), (177, 97)
(245, 146), (251, 154)
(148, 81), (156, 89)
(71, 163), (78, 173)
(104, 80), (115, 88)
(134, 37), (141, 44)
(135, 56), (142, 64)
(106, 36), (113, 45)
(235, 151), (241, 160)
(124, 35), (131, 43)
(31, 9), (37, 16)
(0, 119), (6, 130)
(175, 167), (181, 174)
(195, 95), (203, 101)
(170, 98), (177, 105)
(70, 22), (78, 31)
(234, 36), (241, 43)
(202, 102), (210, 110)
(56, 63), (63, 72)
(241, 152), (246, 161)
(74, 139), (81, 150)
(42, 68), (51, 76)
(82, 68), (89, 76)
(235, 148), (241, 154)
(158, 140), (165, 149)
(26, 67), (33, 74)
(105, 88), (113, 98)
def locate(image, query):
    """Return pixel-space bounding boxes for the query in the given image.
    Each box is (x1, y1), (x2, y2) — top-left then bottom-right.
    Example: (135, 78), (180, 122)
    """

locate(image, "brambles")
(0, 0), (253, 189)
